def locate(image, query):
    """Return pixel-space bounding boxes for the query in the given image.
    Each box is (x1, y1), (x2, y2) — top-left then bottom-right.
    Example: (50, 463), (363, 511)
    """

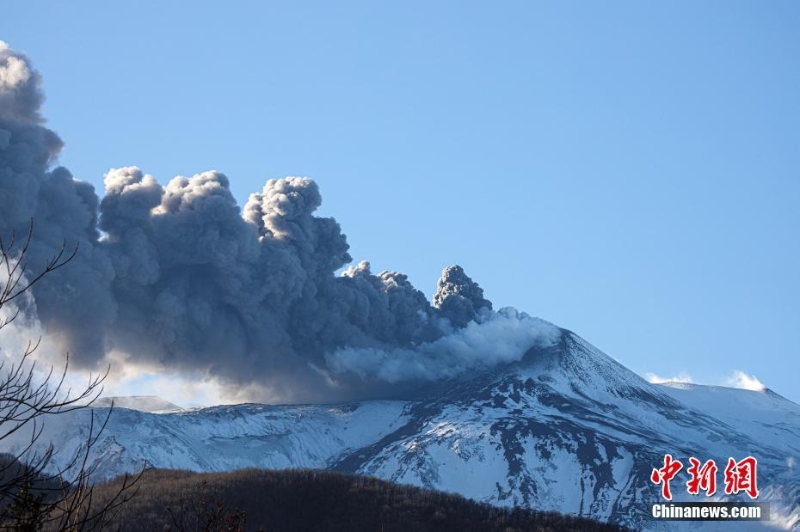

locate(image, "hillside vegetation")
(88, 468), (629, 531)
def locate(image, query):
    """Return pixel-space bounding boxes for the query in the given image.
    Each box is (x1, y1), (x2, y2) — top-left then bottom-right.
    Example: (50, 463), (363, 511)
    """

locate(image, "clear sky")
(3, 1), (799, 403)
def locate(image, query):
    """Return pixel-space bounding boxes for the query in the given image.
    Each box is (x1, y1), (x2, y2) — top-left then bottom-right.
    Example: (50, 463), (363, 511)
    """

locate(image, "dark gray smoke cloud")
(433, 265), (493, 328)
(0, 42), (546, 403)
(0, 42), (116, 367)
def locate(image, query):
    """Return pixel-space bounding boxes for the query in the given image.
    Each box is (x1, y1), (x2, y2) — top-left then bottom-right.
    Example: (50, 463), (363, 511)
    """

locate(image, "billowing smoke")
(0, 42), (553, 403)
(0, 42), (116, 369)
(433, 265), (493, 328)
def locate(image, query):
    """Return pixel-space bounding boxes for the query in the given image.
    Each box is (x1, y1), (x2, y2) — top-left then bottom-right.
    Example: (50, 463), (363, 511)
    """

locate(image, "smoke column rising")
(0, 42), (555, 403)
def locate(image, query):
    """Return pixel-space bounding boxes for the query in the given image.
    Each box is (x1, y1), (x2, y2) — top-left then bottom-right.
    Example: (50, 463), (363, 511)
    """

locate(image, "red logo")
(686, 457), (718, 496)
(651, 455), (759, 500)
(651, 454), (683, 500)
(724, 456), (759, 499)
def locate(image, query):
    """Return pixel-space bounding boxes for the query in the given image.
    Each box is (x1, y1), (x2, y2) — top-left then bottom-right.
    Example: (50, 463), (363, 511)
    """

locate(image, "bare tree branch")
(0, 221), (141, 531)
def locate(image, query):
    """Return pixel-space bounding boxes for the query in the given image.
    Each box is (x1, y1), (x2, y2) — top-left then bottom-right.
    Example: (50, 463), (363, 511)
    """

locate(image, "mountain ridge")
(1, 326), (797, 530)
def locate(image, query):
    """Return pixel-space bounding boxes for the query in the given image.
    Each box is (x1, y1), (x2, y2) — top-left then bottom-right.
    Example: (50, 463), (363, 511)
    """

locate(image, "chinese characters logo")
(651, 455), (759, 500)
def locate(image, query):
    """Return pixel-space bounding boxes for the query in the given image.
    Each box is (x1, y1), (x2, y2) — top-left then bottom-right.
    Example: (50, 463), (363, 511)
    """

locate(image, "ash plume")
(0, 42), (551, 402)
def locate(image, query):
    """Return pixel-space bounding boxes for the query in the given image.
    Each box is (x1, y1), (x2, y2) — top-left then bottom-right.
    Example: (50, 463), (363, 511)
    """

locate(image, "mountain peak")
(93, 396), (184, 413)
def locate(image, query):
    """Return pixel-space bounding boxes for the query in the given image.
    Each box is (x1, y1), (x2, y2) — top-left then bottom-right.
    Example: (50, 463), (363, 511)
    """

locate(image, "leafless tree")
(0, 221), (140, 531)
(166, 480), (248, 532)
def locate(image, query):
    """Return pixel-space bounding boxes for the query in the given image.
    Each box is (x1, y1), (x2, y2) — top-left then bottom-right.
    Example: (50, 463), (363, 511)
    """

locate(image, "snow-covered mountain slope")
(330, 332), (799, 529)
(656, 382), (800, 458)
(1, 328), (797, 530)
(21, 400), (411, 477)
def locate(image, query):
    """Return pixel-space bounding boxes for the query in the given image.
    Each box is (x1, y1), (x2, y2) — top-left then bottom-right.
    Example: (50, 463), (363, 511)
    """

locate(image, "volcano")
(2, 325), (798, 530)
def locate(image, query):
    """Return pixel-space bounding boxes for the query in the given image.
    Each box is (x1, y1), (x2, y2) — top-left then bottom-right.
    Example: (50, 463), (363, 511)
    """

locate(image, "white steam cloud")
(645, 372), (695, 385)
(725, 370), (766, 392)
(327, 308), (561, 383)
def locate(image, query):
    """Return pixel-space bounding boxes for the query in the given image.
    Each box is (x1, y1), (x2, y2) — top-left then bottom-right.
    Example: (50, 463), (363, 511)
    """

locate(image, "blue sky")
(3, 1), (799, 403)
